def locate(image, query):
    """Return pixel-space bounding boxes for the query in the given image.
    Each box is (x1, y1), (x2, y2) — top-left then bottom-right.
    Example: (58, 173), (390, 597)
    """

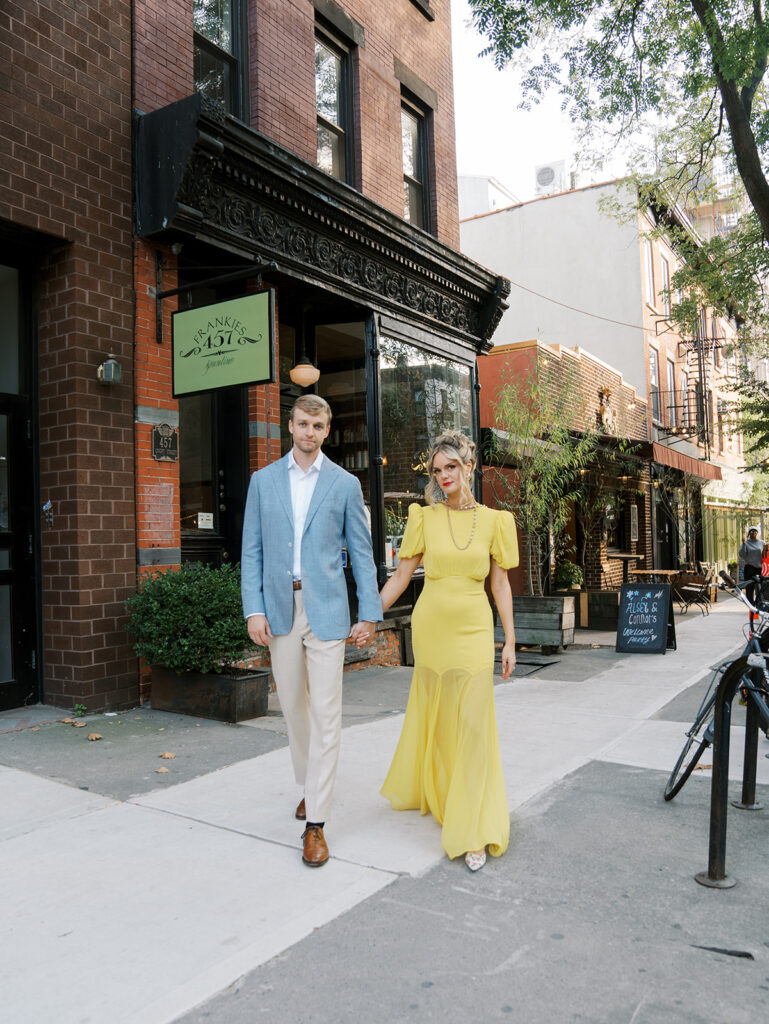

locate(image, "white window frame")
(644, 239), (655, 307)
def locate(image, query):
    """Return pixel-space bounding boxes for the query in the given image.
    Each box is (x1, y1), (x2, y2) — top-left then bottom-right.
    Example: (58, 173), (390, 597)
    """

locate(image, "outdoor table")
(607, 553), (644, 583)
(628, 568), (685, 603)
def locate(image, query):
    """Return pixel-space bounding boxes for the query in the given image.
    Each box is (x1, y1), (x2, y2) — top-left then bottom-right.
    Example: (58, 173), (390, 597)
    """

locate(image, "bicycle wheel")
(664, 733), (712, 800)
(664, 695), (716, 801)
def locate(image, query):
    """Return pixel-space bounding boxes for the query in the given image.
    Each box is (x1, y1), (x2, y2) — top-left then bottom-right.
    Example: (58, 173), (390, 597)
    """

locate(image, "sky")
(450, 0), (616, 202)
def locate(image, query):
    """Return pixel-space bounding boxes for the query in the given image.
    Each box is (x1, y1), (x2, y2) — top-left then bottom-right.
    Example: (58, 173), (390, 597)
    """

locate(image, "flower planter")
(150, 665), (271, 723)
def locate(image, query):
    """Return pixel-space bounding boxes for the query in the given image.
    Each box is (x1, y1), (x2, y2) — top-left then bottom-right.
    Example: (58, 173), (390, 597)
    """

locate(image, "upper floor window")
(401, 95), (431, 230)
(649, 346), (661, 423)
(660, 255), (671, 317)
(644, 239), (655, 307)
(315, 28), (353, 183)
(667, 358), (676, 426)
(680, 371), (689, 426)
(194, 0), (246, 117)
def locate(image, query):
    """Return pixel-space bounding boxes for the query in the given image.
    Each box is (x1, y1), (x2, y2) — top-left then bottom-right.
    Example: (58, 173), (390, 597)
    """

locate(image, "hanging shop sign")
(172, 290), (276, 397)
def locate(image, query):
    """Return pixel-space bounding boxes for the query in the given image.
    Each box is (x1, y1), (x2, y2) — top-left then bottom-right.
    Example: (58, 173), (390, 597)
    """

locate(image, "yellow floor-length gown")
(381, 502), (518, 859)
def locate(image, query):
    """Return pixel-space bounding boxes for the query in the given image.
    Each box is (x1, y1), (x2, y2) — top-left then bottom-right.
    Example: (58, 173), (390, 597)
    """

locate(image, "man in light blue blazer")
(241, 394), (382, 867)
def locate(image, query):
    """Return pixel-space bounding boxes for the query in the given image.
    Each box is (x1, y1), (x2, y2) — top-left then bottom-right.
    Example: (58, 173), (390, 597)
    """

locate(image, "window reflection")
(180, 395), (215, 531)
(0, 415), (8, 532)
(380, 336), (471, 562)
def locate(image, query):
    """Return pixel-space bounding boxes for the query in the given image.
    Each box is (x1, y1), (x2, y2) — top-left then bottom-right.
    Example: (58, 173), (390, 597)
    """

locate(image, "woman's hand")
(501, 642), (516, 680)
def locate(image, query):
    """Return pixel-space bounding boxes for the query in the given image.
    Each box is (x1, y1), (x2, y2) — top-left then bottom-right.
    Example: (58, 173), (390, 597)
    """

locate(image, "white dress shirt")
(288, 449), (324, 580)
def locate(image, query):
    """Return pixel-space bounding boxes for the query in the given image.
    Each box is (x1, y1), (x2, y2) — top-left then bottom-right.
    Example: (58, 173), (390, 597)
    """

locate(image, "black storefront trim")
(134, 94), (509, 353)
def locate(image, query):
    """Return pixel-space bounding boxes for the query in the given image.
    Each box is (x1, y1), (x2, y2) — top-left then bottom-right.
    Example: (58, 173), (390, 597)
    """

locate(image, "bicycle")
(663, 571), (769, 801)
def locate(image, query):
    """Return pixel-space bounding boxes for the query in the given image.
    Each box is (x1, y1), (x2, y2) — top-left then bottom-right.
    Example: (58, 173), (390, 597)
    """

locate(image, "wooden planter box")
(150, 665), (271, 723)
(512, 595), (575, 649)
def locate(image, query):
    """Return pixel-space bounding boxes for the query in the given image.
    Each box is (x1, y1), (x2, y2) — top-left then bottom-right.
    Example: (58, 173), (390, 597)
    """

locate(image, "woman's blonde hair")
(424, 431), (476, 506)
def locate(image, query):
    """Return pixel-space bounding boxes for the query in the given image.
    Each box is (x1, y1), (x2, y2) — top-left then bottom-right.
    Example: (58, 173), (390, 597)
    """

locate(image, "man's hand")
(247, 614), (273, 646)
(349, 620), (375, 648)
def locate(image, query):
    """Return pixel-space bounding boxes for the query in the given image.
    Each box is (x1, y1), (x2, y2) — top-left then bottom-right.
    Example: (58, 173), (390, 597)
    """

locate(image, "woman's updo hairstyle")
(424, 431), (476, 506)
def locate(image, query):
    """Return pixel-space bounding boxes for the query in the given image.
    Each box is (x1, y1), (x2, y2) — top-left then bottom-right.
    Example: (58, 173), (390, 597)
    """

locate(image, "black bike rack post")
(694, 657), (747, 889)
(732, 663), (769, 811)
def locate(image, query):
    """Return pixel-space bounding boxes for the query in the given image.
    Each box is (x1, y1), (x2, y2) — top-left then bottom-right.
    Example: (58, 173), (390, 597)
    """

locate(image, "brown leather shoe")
(301, 824), (329, 867)
(295, 797), (306, 820)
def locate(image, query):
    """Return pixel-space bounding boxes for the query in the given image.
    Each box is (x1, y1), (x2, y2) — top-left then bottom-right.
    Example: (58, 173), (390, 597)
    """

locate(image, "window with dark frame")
(401, 95), (430, 230)
(649, 347), (661, 423)
(315, 27), (353, 183)
(193, 0), (247, 118)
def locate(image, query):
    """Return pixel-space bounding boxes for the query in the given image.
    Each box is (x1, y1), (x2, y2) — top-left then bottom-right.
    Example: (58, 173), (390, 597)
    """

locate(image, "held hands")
(500, 642), (516, 680)
(247, 614), (273, 646)
(350, 620), (375, 648)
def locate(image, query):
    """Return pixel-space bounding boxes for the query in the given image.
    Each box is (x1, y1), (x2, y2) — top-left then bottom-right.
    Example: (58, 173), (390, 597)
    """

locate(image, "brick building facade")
(478, 340), (653, 596)
(1, 0), (137, 711)
(1, 0), (508, 711)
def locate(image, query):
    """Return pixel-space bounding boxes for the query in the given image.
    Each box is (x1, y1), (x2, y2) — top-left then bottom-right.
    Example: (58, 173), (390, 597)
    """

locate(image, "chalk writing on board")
(616, 583), (675, 654)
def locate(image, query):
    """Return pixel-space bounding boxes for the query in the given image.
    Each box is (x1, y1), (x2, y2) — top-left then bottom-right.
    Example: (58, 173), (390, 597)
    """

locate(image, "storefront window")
(379, 335), (472, 564)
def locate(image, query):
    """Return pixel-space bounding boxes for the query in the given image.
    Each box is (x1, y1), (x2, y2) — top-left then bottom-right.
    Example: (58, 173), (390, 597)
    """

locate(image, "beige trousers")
(269, 591), (346, 823)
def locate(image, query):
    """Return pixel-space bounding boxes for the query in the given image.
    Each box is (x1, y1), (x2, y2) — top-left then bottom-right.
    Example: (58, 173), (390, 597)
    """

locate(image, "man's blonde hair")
(291, 394), (332, 425)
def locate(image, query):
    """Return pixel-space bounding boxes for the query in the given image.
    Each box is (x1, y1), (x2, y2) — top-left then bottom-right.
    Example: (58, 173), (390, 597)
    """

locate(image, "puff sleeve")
(490, 509), (519, 569)
(397, 503), (425, 559)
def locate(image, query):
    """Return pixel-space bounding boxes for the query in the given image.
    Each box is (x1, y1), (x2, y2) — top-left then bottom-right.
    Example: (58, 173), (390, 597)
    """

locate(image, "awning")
(652, 442), (722, 481)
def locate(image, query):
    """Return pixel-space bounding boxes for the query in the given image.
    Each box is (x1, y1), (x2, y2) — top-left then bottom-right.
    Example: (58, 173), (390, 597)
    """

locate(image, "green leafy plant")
(553, 561), (584, 590)
(73, 703), (87, 717)
(125, 562), (253, 674)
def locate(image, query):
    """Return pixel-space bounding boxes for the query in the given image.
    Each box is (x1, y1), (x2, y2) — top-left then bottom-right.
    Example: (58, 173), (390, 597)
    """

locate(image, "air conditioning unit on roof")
(534, 160), (567, 196)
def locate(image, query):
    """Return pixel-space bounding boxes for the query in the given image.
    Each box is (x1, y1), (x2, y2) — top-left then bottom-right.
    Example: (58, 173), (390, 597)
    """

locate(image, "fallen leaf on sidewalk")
(60, 718), (75, 724)
(159, 751), (176, 759)
(74, 722), (87, 728)
(30, 727), (39, 732)
(87, 733), (102, 741)
(155, 767), (169, 774)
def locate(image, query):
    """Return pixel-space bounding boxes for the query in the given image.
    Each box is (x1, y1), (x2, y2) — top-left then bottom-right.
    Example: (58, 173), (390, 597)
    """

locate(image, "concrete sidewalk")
(2, 600), (768, 1023)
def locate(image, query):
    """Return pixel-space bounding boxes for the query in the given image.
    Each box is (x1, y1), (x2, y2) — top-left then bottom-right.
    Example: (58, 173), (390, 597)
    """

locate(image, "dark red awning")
(652, 442), (722, 481)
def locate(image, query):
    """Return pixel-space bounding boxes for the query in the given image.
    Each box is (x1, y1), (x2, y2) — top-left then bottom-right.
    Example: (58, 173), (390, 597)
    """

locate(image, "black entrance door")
(0, 263), (39, 710)
(179, 386), (248, 566)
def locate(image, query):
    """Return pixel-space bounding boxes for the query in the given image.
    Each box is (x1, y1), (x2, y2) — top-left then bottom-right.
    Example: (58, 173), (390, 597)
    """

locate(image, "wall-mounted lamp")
(97, 355), (122, 385)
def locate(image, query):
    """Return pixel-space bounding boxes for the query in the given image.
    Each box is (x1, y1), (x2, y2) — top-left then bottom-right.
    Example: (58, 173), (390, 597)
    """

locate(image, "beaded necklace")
(444, 501), (478, 551)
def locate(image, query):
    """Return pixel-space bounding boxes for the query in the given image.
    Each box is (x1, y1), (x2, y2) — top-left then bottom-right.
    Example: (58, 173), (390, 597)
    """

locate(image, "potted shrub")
(553, 560), (584, 591)
(125, 562), (270, 723)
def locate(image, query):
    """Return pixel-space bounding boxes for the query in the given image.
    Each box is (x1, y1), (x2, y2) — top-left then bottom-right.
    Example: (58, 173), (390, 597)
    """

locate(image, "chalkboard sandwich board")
(616, 583), (676, 653)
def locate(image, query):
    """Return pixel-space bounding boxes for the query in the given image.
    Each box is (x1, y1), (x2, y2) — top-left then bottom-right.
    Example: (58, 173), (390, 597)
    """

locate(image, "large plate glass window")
(380, 336), (471, 563)
(315, 28), (352, 183)
(194, 0), (246, 117)
(401, 95), (431, 230)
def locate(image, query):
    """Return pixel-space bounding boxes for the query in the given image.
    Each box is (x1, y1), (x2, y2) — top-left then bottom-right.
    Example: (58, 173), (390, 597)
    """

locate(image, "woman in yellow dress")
(379, 432), (517, 871)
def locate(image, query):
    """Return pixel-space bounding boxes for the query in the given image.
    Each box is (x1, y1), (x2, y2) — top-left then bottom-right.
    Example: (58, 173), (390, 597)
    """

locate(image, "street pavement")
(2, 598), (769, 1023)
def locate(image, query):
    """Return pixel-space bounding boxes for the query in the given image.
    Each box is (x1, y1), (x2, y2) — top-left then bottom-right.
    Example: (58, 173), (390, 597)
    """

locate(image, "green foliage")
(125, 562), (253, 674)
(487, 364), (601, 594)
(468, 0), (769, 352)
(554, 560), (583, 588)
(73, 703), (87, 718)
(736, 367), (769, 468)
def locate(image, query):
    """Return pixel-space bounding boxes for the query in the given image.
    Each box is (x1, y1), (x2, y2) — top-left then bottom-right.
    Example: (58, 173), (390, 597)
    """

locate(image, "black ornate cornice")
(134, 94), (509, 349)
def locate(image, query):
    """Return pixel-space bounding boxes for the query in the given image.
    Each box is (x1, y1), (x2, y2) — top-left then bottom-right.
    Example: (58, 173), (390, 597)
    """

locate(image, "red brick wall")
(133, 1), (460, 245)
(2, 0), (136, 709)
(478, 342), (653, 596)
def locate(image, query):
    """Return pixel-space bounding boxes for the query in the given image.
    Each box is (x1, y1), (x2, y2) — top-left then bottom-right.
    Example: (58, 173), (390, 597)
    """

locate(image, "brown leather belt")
(292, 580), (302, 591)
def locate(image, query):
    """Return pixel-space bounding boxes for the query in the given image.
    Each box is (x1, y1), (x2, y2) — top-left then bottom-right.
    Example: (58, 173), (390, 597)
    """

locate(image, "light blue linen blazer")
(241, 453), (382, 641)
